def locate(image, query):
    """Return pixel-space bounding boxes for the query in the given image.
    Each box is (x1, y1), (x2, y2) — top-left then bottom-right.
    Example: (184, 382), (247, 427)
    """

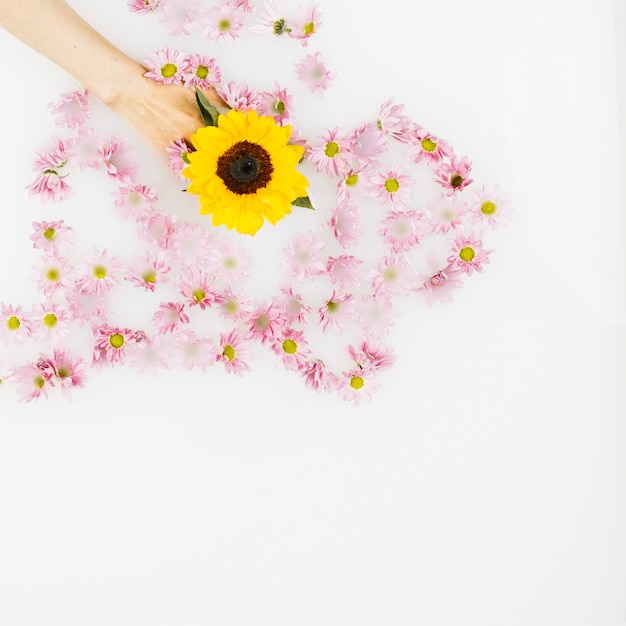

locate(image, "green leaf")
(292, 196), (314, 210)
(195, 87), (220, 127)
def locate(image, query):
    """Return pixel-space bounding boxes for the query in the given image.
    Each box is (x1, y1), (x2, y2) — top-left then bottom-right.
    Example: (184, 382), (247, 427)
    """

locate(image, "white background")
(0, 0), (625, 625)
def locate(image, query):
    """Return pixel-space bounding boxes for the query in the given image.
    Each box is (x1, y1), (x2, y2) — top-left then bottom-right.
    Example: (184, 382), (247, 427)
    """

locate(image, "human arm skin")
(0, 0), (225, 151)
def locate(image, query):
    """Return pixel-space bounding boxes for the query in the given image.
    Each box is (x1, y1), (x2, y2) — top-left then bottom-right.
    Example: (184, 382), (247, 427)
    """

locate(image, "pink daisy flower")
(245, 299), (287, 345)
(27, 170), (71, 203)
(306, 127), (353, 178)
(250, 0), (288, 35)
(281, 231), (327, 281)
(326, 254), (364, 291)
(298, 358), (339, 393)
(370, 254), (415, 296)
(287, 4), (322, 46)
(152, 301), (190, 334)
(337, 367), (382, 405)
(325, 197), (362, 248)
(228, 0), (254, 13)
(127, 334), (173, 374)
(378, 209), (426, 253)
(0, 359), (14, 386)
(433, 155), (474, 195)
(41, 347), (88, 399)
(295, 51), (334, 96)
(181, 53), (222, 89)
(347, 338), (396, 372)
(176, 267), (222, 309)
(32, 138), (69, 171)
(0, 303), (32, 345)
(126, 0), (160, 13)
(271, 327), (311, 370)
(376, 98), (413, 143)
(169, 220), (214, 268)
(158, 0), (200, 36)
(14, 363), (53, 402)
(354, 293), (395, 337)
(336, 164), (373, 202)
(144, 46), (186, 85)
(68, 127), (104, 171)
(468, 183), (513, 230)
(30, 301), (72, 343)
(215, 80), (261, 112)
(206, 237), (252, 287)
(75, 248), (122, 297)
(98, 135), (137, 183)
(427, 194), (467, 234)
(349, 121), (388, 166)
(216, 288), (253, 321)
(202, 3), (245, 44)
(216, 327), (252, 375)
(30, 220), (76, 255)
(166, 138), (194, 180)
(172, 331), (215, 371)
(136, 211), (178, 250)
(318, 291), (354, 333)
(415, 257), (465, 306)
(47, 89), (90, 129)
(125, 252), (171, 292)
(367, 166), (414, 207)
(92, 323), (139, 366)
(407, 125), (454, 166)
(33, 254), (73, 299)
(112, 183), (158, 221)
(258, 83), (294, 125)
(64, 288), (110, 325)
(447, 231), (492, 276)
(273, 285), (311, 326)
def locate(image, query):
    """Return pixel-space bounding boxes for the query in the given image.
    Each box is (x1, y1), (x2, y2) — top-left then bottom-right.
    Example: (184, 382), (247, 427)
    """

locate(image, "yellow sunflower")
(183, 109), (309, 236)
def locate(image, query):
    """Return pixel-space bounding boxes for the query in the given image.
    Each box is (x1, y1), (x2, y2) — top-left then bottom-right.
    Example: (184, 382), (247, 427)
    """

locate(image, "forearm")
(0, 0), (143, 105)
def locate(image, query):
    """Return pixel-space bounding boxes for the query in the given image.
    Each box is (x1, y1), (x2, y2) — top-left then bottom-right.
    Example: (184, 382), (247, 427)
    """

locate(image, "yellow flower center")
(421, 138), (437, 152)
(93, 265), (107, 280)
(7, 316), (20, 330)
(43, 313), (57, 328)
(451, 174), (464, 188)
(282, 339), (297, 354)
(385, 178), (400, 193)
(383, 267), (398, 282)
(459, 246), (475, 262)
(223, 256), (237, 270)
(143, 271), (156, 284)
(255, 314), (270, 330)
(109, 333), (125, 349)
(46, 268), (60, 282)
(192, 288), (206, 302)
(303, 21), (315, 35)
(324, 141), (340, 157)
(161, 63), (177, 78)
(350, 376), (365, 390)
(196, 65), (209, 79)
(218, 18), (231, 31)
(225, 299), (240, 315)
(481, 200), (497, 216)
(345, 173), (359, 186)
(326, 301), (339, 313)
(57, 367), (70, 379)
(35, 375), (46, 389)
(43, 227), (56, 241)
(223, 345), (235, 361)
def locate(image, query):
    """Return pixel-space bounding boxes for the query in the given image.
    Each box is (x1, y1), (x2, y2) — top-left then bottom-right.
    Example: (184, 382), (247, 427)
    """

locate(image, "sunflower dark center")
(216, 140), (273, 195)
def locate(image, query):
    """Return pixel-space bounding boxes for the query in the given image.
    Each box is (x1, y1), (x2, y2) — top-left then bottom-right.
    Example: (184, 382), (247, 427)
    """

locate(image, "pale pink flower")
(245, 300), (287, 345)
(216, 80), (261, 111)
(48, 89), (90, 129)
(27, 170), (71, 203)
(306, 126), (353, 177)
(33, 254), (73, 299)
(30, 220), (76, 254)
(367, 166), (414, 207)
(92, 323), (139, 366)
(415, 257), (465, 306)
(216, 327), (252, 375)
(127, 334), (173, 374)
(433, 155), (474, 195)
(126, 0), (160, 13)
(370, 254), (415, 296)
(258, 83), (293, 125)
(14, 363), (53, 402)
(376, 98), (413, 143)
(75, 249), (122, 296)
(181, 53), (222, 89)
(41, 347), (88, 399)
(347, 338), (396, 372)
(273, 285), (311, 326)
(169, 220), (214, 267)
(67, 127), (104, 171)
(325, 197), (362, 248)
(206, 237), (251, 286)
(298, 358), (339, 393)
(166, 138), (194, 180)
(216, 288), (253, 321)
(295, 51), (334, 96)
(64, 288), (110, 324)
(271, 327), (311, 370)
(112, 183), (158, 221)
(281, 231), (326, 281)
(468, 183), (513, 230)
(326, 255), (364, 290)
(176, 267), (222, 309)
(152, 301), (190, 334)
(125, 252), (171, 292)
(318, 291), (354, 333)
(407, 125), (454, 166)
(136, 211), (178, 249)
(337, 367), (382, 404)
(349, 121), (387, 166)
(158, 0), (200, 35)
(32, 138), (69, 170)
(287, 4), (322, 46)
(427, 194), (467, 234)
(228, 0), (254, 13)
(202, 3), (245, 43)
(173, 331), (215, 371)
(143, 46), (186, 85)
(250, 0), (288, 35)
(447, 232), (492, 276)
(98, 136), (137, 183)
(0, 303), (32, 345)
(378, 209), (426, 252)
(336, 164), (373, 202)
(30, 301), (72, 343)
(354, 293), (395, 337)
(0, 359), (14, 386)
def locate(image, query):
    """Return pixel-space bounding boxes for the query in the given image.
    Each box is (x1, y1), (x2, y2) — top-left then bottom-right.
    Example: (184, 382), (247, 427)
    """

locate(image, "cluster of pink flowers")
(3, 1), (513, 405)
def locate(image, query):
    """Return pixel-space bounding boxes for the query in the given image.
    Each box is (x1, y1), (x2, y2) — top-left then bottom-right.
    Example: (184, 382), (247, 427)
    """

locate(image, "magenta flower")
(295, 51), (334, 96)
(216, 327), (252, 375)
(433, 155), (474, 195)
(151, 301), (190, 334)
(447, 232), (492, 276)
(181, 53), (222, 89)
(144, 47), (186, 85)
(306, 127), (353, 178)
(30, 220), (76, 254)
(47, 89), (90, 129)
